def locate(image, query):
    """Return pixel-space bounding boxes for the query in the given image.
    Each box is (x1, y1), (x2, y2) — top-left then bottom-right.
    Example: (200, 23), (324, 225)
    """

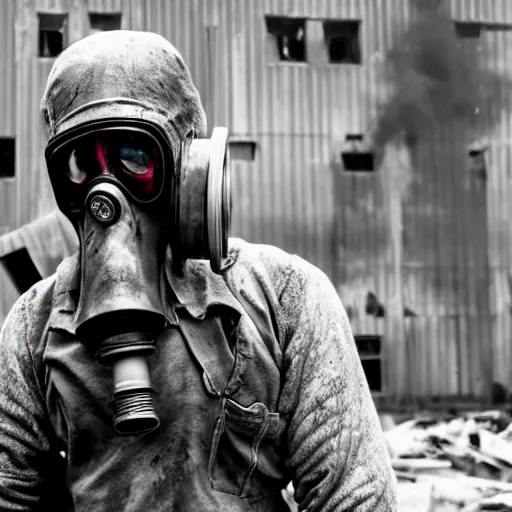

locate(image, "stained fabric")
(0, 238), (397, 511)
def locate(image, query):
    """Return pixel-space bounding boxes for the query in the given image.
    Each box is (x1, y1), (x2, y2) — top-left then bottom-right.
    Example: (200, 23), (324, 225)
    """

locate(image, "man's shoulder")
(229, 237), (294, 268)
(227, 238), (323, 308)
(229, 237), (293, 285)
(4, 275), (56, 329)
(0, 276), (57, 373)
(229, 238), (324, 286)
(1, 253), (78, 342)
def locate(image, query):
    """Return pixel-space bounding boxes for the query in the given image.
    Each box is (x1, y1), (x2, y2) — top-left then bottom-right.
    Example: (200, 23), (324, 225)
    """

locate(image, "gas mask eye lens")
(68, 149), (88, 184)
(46, 123), (169, 212)
(119, 144), (151, 175)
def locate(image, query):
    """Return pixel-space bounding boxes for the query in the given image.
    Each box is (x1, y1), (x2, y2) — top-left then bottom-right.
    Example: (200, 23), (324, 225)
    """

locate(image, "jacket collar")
(48, 246), (242, 335)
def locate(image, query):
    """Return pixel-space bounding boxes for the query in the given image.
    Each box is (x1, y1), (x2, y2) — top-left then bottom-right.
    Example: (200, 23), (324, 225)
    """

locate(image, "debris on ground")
(281, 411), (512, 511)
(385, 410), (512, 511)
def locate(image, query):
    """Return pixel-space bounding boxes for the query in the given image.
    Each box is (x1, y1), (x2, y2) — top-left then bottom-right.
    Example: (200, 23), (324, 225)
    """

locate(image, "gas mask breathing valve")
(87, 191), (120, 226)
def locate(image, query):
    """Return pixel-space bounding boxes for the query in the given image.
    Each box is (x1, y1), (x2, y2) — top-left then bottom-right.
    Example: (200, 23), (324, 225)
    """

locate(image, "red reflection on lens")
(121, 159), (155, 195)
(96, 141), (110, 174)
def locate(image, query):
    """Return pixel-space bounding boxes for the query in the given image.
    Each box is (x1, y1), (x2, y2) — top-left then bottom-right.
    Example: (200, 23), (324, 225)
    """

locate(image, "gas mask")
(44, 109), (231, 437)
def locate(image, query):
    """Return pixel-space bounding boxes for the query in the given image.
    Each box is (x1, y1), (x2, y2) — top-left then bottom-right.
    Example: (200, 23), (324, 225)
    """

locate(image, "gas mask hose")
(98, 332), (160, 436)
(74, 182), (166, 437)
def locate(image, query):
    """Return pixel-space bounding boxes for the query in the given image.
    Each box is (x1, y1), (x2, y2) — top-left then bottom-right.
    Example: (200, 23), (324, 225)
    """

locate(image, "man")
(0, 31), (396, 511)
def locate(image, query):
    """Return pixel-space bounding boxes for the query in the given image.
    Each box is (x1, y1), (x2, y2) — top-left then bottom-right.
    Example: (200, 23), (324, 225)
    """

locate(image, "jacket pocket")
(208, 398), (287, 498)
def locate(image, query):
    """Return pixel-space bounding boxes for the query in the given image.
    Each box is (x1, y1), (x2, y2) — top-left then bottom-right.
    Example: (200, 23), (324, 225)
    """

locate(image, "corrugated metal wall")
(0, 0), (16, 236)
(2, 0), (512, 406)
(0, 0), (18, 329)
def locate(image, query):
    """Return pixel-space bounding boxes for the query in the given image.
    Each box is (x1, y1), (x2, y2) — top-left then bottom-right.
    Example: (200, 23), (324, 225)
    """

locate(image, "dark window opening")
(455, 21), (512, 37)
(38, 13), (68, 57)
(469, 148), (487, 180)
(0, 248), (43, 295)
(342, 152), (374, 172)
(365, 290), (417, 317)
(0, 138), (15, 178)
(454, 22), (481, 38)
(483, 23), (512, 32)
(365, 292), (385, 317)
(355, 334), (381, 356)
(229, 140), (257, 162)
(266, 16), (306, 62)
(354, 335), (382, 392)
(342, 133), (375, 172)
(346, 134), (363, 142)
(89, 12), (122, 33)
(324, 20), (361, 64)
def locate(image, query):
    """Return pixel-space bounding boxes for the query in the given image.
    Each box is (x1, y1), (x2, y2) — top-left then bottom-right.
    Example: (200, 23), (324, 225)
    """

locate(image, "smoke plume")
(370, 0), (512, 310)
(373, 0), (511, 150)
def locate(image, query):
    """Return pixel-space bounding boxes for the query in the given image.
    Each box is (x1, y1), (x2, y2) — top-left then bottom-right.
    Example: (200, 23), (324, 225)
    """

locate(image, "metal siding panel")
(0, 0), (16, 233)
(0, 265), (19, 328)
(0, 180), (17, 232)
(451, 0), (512, 24)
(6, 0), (512, 403)
(189, 0), (208, 113)
(35, 61), (56, 220)
(0, 0), (16, 137)
(123, 0), (147, 32)
(482, 24), (512, 399)
(229, 133), (333, 275)
(34, 0), (68, 12)
(229, 0), (247, 134)
(255, 0), (410, 142)
(86, 0), (122, 13)
(145, 0), (212, 128)
(402, 136), (491, 399)
(16, 0), (38, 227)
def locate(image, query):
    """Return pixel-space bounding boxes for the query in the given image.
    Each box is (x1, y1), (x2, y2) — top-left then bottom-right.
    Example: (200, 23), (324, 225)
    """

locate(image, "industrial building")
(1, 0), (512, 409)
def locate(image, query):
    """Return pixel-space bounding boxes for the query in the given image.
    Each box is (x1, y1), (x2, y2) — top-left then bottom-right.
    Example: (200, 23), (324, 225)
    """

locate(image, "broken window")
(341, 134), (375, 172)
(354, 335), (382, 392)
(265, 16), (307, 62)
(228, 140), (257, 162)
(89, 12), (122, 34)
(38, 13), (68, 57)
(468, 147), (487, 180)
(0, 138), (15, 178)
(0, 248), (43, 294)
(454, 22), (481, 38)
(365, 291), (385, 317)
(365, 290), (417, 317)
(324, 20), (361, 64)
(455, 21), (512, 38)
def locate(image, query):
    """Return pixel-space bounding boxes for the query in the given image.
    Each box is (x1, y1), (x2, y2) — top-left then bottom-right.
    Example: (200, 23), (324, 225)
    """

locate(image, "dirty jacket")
(0, 238), (397, 511)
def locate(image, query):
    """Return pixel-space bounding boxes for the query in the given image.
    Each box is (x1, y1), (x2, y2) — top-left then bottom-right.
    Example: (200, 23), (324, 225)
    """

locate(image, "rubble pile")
(386, 411), (512, 511)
